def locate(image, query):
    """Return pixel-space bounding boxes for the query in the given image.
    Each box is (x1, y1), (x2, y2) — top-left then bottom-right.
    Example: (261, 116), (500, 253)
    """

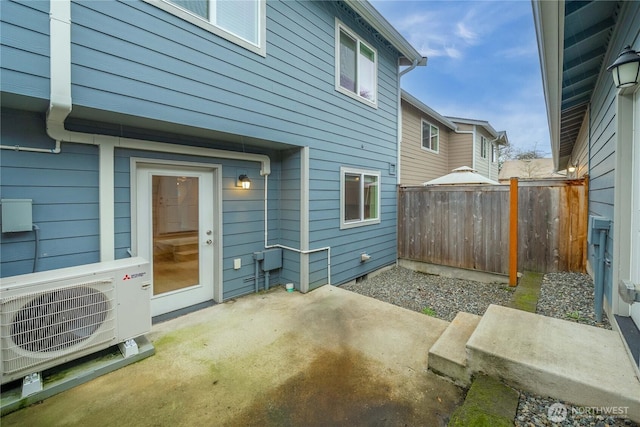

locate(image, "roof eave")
(531, 0), (565, 171)
(345, 0), (425, 65)
(401, 90), (458, 130)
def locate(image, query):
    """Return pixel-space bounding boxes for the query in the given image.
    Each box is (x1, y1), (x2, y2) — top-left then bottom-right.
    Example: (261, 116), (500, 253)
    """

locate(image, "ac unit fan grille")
(11, 286), (110, 353)
(1, 280), (116, 377)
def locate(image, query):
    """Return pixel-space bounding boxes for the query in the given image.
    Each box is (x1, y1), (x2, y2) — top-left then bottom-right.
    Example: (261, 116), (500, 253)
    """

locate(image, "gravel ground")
(341, 267), (637, 427)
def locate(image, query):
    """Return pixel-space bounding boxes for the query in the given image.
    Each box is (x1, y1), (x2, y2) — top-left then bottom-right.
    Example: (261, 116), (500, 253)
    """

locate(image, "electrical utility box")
(1, 199), (33, 233)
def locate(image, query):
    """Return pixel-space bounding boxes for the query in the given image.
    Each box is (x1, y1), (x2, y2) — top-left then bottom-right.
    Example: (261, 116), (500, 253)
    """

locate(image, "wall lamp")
(238, 174), (251, 189)
(607, 45), (640, 89)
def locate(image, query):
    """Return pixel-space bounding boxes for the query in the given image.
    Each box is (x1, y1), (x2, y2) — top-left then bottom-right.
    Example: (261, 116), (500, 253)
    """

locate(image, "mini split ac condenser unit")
(0, 257), (151, 386)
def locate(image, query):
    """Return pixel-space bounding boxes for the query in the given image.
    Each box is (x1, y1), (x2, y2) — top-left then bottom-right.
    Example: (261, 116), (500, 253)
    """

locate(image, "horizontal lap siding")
(3, 1), (404, 289)
(68, 0), (402, 289)
(113, 147), (281, 300)
(448, 128), (473, 170)
(400, 101), (450, 185)
(577, 1), (640, 302)
(0, 1), (50, 100)
(0, 110), (100, 276)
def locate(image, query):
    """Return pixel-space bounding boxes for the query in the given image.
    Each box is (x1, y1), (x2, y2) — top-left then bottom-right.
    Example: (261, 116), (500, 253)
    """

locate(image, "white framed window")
(340, 167), (381, 229)
(421, 120), (439, 153)
(491, 143), (498, 163)
(480, 136), (488, 159)
(335, 19), (378, 107)
(146, 0), (266, 56)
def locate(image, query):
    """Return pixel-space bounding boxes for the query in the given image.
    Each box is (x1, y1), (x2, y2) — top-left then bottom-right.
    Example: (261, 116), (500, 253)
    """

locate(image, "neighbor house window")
(480, 136), (488, 158)
(146, 0), (266, 55)
(491, 144), (498, 163)
(335, 19), (378, 106)
(421, 120), (439, 153)
(341, 167), (381, 228)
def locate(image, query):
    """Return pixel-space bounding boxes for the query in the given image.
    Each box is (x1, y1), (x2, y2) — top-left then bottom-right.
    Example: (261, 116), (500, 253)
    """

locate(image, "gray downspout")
(595, 229), (606, 322)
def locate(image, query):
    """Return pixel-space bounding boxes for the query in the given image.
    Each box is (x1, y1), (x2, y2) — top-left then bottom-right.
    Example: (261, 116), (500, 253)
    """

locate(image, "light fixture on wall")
(606, 45), (640, 89)
(568, 165), (576, 173)
(238, 174), (251, 189)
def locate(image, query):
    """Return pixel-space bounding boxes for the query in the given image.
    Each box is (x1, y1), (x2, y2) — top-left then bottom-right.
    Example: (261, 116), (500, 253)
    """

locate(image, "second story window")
(421, 120), (439, 153)
(480, 136), (488, 159)
(335, 20), (378, 107)
(491, 144), (498, 163)
(148, 0), (265, 55)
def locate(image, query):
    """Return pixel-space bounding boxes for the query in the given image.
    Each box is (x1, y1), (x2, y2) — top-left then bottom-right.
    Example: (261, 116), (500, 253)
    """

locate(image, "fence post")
(509, 178), (518, 286)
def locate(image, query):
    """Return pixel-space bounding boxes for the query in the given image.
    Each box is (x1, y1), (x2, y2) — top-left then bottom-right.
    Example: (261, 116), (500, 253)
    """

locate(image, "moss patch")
(508, 271), (543, 313)
(448, 375), (519, 427)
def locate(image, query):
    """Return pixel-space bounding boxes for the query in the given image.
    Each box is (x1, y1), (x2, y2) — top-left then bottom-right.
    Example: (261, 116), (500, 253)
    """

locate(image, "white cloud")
(456, 21), (478, 44)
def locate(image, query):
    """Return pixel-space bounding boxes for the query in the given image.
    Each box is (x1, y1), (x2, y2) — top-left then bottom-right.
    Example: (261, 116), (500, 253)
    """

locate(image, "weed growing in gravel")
(421, 307), (437, 316)
(566, 310), (588, 323)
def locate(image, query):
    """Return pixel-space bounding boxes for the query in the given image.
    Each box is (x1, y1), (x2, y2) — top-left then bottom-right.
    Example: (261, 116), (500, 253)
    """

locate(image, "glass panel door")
(152, 175), (200, 295)
(136, 163), (216, 317)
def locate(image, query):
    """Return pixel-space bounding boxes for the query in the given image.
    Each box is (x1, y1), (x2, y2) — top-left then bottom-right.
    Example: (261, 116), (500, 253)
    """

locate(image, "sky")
(370, 0), (551, 157)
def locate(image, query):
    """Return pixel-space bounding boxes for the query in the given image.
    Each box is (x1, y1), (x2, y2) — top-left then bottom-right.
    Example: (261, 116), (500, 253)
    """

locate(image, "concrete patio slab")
(467, 304), (640, 422)
(1, 285), (464, 427)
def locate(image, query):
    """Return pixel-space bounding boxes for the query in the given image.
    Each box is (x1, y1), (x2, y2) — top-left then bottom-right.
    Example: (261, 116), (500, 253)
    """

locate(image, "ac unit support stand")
(21, 373), (43, 398)
(118, 339), (139, 358)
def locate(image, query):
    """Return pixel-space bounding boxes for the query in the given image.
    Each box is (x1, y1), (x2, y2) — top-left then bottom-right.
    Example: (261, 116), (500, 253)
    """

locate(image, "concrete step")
(466, 304), (640, 422)
(428, 311), (482, 386)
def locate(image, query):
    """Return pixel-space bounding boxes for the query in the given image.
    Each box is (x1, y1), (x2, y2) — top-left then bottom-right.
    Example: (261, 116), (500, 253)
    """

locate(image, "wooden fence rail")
(397, 178), (588, 275)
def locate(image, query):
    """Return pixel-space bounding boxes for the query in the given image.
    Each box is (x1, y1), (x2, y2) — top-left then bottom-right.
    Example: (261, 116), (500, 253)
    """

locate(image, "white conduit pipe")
(263, 175), (331, 287)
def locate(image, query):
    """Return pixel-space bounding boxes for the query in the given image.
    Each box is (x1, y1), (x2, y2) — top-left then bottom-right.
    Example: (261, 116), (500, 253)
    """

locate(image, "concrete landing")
(428, 312), (481, 385)
(467, 304), (640, 422)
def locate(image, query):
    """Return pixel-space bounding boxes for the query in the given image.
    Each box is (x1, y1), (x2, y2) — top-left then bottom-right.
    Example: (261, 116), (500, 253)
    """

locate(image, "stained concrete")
(467, 304), (640, 422)
(1, 285), (464, 426)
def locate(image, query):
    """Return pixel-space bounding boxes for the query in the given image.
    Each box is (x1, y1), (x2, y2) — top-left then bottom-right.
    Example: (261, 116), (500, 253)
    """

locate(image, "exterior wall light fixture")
(238, 174), (251, 189)
(607, 45), (640, 89)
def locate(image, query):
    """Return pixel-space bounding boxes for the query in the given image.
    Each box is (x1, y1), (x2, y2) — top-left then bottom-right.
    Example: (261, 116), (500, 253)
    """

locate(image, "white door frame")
(130, 158), (223, 314)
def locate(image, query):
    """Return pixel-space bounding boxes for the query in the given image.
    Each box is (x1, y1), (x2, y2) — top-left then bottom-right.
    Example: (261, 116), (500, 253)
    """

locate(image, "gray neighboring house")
(533, 0), (640, 374)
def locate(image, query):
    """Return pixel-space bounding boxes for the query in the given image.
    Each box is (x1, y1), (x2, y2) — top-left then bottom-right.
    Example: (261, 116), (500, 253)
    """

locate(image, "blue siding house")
(0, 0), (425, 316)
(533, 0), (640, 374)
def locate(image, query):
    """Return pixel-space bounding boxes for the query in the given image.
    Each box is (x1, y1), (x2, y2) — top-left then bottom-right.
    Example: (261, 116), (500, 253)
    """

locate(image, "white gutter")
(43, 0), (270, 263)
(345, 0), (423, 64)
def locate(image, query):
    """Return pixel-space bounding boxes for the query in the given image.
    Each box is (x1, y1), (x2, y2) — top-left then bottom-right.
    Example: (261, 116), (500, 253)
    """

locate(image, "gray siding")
(1, 0), (403, 291)
(569, 1), (640, 303)
(0, 1), (50, 102)
(0, 109), (100, 276)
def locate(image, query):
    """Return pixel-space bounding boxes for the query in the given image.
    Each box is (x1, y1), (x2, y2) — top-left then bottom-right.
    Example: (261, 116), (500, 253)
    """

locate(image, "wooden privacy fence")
(397, 178), (588, 275)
